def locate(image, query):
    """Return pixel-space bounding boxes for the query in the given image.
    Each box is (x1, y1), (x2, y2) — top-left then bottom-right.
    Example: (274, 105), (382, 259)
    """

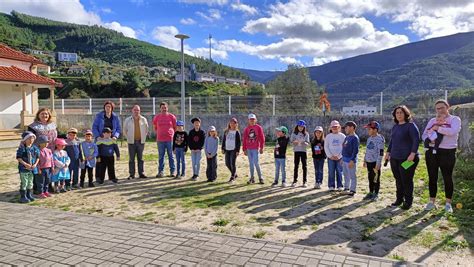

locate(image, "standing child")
(363, 121), (385, 201)
(311, 126), (326, 189)
(16, 131), (40, 203)
(80, 129), (98, 188)
(65, 128), (81, 190)
(173, 120), (188, 179)
(205, 126), (219, 182)
(342, 121), (360, 196)
(188, 117), (206, 181)
(324, 120), (346, 191)
(96, 127), (120, 184)
(291, 120), (310, 188)
(222, 118), (241, 183)
(36, 136), (53, 198)
(272, 126), (289, 187)
(243, 114), (265, 184)
(52, 138), (71, 193)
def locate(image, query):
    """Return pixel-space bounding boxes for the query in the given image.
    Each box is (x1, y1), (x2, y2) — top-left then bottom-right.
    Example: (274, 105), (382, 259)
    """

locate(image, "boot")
(19, 190), (29, 203)
(26, 189), (35, 202)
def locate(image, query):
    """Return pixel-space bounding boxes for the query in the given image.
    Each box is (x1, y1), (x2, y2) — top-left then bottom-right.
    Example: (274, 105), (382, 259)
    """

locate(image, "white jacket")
(123, 115), (149, 144)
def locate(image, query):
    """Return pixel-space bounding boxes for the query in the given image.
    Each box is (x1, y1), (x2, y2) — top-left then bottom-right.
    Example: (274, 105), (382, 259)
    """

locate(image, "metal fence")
(39, 89), (449, 116)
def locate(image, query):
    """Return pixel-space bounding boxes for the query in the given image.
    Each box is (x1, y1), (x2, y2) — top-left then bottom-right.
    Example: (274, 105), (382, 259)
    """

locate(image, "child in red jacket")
(242, 113), (265, 184)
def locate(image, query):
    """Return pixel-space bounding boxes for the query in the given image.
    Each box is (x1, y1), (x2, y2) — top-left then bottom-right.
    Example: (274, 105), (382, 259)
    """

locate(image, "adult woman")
(422, 100), (461, 213)
(28, 108), (57, 151)
(92, 101), (121, 140)
(385, 105), (420, 210)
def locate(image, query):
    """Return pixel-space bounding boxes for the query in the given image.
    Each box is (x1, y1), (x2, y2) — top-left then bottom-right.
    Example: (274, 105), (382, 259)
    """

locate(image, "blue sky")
(2, 0), (474, 71)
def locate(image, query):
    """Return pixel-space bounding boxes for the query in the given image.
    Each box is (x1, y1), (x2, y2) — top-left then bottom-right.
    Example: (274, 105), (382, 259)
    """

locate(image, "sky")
(1, 0), (474, 71)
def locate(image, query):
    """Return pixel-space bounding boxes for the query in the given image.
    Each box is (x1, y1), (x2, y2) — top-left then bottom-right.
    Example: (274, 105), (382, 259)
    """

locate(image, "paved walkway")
(0, 202), (422, 266)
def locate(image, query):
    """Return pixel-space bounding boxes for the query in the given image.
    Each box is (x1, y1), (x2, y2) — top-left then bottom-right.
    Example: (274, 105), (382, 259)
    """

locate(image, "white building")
(342, 105), (377, 116)
(57, 52), (78, 62)
(225, 78), (246, 85)
(196, 73), (214, 82)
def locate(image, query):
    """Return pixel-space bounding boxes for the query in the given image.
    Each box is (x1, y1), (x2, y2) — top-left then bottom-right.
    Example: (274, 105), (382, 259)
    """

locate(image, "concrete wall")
(452, 103), (474, 157)
(56, 113), (432, 142)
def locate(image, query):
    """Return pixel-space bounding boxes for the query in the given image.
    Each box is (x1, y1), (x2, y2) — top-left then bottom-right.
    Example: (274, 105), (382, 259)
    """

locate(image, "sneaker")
(247, 178), (255, 184)
(372, 194), (379, 201)
(328, 187), (335, 192)
(445, 203), (453, 213)
(424, 202), (437, 211)
(60, 188), (67, 193)
(168, 173), (175, 177)
(44, 192), (52, 197)
(111, 179), (119, 184)
(156, 172), (164, 178)
(302, 183), (308, 188)
(337, 187), (344, 191)
(139, 174), (147, 179)
(127, 175), (135, 180)
(228, 178), (235, 184)
(348, 191), (356, 196)
(363, 193), (373, 200)
(343, 188), (350, 192)
(88, 183), (95, 188)
(401, 203), (412, 210)
(281, 182), (287, 188)
(37, 193), (47, 199)
(65, 186), (72, 191)
(192, 176), (199, 181)
(71, 185), (80, 190)
(271, 182), (278, 188)
(391, 200), (403, 207)
(174, 174), (181, 179)
(258, 179), (265, 185)
(314, 183), (321, 189)
(291, 183), (297, 187)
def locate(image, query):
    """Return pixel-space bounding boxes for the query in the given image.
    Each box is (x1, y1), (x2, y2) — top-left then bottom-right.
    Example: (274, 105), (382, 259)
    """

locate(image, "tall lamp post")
(175, 34), (189, 124)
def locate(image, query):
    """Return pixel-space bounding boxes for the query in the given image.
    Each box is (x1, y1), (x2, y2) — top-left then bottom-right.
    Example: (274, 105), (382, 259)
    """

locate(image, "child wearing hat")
(342, 121), (360, 196)
(36, 135), (53, 198)
(243, 113), (265, 184)
(52, 138), (71, 193)
(16, 131), (40, 203)
(324, 120), (346, 191)
(290, 120), (310, 187)
(222, 118), (241, 183)
(173, 120), (188, 179)
(65, 128), (81, 190)
(363, 121), (385, 201)
(79, 129), (98, 188)
(273, 126), (289, 187)
(311, 126), (326, 189)
(96, 127), (120, 184)
(204, 126), (219, 182)
(188, 117), (206, 181)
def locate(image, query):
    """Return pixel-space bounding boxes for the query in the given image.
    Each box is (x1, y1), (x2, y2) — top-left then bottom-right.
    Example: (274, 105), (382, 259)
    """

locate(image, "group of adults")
(27, 99), (461, 212)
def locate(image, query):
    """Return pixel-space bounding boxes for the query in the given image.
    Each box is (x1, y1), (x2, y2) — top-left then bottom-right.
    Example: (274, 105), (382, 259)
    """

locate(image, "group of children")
(16, 127), (119, 203)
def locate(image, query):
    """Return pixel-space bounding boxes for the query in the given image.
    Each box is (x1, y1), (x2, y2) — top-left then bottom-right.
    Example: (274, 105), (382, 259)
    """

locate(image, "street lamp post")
(175, 34), (189, 124)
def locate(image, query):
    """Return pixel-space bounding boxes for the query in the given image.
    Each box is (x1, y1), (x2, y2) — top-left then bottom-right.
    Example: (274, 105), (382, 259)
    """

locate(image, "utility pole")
(209, 34), (212, 62)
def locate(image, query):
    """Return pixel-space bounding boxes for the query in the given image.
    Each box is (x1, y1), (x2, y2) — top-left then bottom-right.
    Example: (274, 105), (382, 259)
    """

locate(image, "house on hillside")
(56, 52), (78, 62)
(67, 64), (87, 75)
(0, 44), (59, 146)
(342, 105), (377, 116)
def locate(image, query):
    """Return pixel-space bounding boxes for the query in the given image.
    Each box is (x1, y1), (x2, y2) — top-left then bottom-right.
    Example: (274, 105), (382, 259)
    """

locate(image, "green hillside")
(0, 11), (246, 79)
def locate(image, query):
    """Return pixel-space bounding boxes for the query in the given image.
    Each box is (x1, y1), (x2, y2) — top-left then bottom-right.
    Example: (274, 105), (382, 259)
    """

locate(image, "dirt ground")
(0, 142), (472, 266)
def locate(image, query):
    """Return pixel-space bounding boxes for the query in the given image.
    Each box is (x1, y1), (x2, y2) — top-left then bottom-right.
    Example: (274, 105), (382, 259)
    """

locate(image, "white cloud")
(0, 0), (138, 39)
(180, 18), (196, 25)
(196, 9), (222, 22)
(193, 47), (228, 60)
(101, 8), (113, 14)
(231, 3), (258, 16)
(103, 22), (137, 39)
(179, 0), (228, 5)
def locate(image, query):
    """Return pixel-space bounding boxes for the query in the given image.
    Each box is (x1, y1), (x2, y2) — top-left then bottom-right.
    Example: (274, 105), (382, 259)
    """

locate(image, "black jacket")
(173, 131), (188, 151)
(274, 136), (289, 159)
(188, 128), (206, 150)
(311, 138), (327, 159)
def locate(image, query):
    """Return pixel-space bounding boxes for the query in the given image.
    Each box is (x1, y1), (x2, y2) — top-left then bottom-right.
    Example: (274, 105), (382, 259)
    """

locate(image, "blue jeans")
(36, 168), (51, 194)
(342, 161), (357, 192)
(175, 147), (186, 176)
(274, 158), (286, 183)
(328, 159), (343, 189)
(191, 150), (202, 176)
(247, 149), (262, 180)
(157, 141), (175, 174)
(68, 159), (80, 186)
(313, 158), (325, 184)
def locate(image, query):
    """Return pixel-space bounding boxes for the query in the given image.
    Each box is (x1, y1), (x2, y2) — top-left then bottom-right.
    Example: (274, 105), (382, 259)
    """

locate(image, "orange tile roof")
(0, 66), (57, 86)
(0, 44), (43, 64)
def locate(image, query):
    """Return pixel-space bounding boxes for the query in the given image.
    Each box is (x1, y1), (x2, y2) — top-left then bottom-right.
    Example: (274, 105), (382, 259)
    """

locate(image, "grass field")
(0, 142), (472, 265)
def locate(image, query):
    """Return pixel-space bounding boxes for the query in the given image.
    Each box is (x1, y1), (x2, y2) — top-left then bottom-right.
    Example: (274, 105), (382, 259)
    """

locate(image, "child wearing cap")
(173, 120), (188, 179)
(188, 117), (206, 181)
(65, 128), (81, 190)
(96, 127), (120, 184)
(273, 126), (289, 187)
(363, 121), (385, 201)
(36, 135), (53, 198)
(290, 120), (310, 187)
(16, 131), (40, 203)
(79, 130), (98, 188)
(324, 120), (346, 191)
(243, 113), (265, 184)
(342, 121), (360, 196)
(311, 126), (326, 189)
(52, 138), (71, 193)
(205, 126), (219, 182)
(222, 118), (241, 183)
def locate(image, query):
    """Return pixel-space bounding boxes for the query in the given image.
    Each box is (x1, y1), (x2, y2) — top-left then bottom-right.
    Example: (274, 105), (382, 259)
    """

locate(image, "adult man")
(152, 102), (177, 177)
(124, 105), (149, 179)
